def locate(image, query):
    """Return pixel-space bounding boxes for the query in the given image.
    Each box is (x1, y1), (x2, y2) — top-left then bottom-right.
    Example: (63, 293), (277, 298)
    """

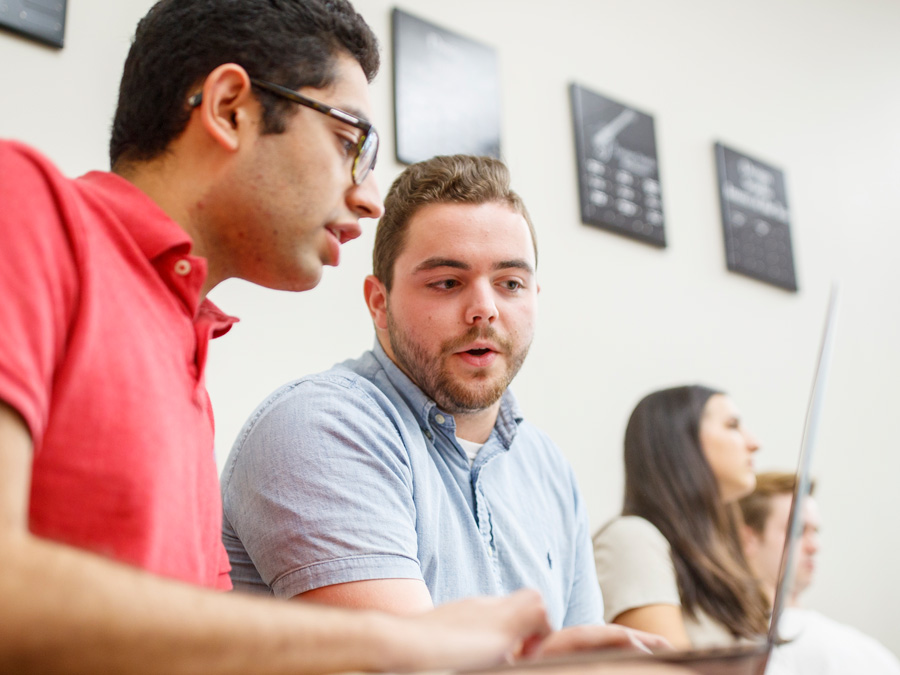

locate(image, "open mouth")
(455, 346), (498, 367)
(466, 348), (492, 356)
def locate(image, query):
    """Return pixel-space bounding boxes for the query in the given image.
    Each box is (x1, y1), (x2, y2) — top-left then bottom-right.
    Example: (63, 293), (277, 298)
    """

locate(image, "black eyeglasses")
(188, 78), (378, 185)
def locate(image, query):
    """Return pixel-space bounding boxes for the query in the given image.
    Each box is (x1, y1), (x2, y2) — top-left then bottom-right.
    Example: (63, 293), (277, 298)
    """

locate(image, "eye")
(338, 134), (358, 158)
(428, 279), (460, 291)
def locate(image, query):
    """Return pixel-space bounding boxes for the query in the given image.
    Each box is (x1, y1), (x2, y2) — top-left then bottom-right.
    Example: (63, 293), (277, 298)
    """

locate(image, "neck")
(762, 582), (777, 608)
(453, 404), (501, 444)
(376, 334), (502, 444)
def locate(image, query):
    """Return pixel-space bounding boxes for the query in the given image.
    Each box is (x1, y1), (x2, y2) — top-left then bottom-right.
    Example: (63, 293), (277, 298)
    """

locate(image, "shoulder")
(594, 515), (671, 552)
(1, 142), (71, 226)
(774, 609), (900, 674)
(222, 355), (417, 482)
(514, 420), (560, 453)
(241, 358), (395, 432)
(593, 517), (676, 585)
(593, 516), (681, 622)
(512, 418), (570, 468)
(0, 140), (57, 173)
(0, 141), (72, 206)
(0, 141), (99, 259)
(506, 420), (585, 503)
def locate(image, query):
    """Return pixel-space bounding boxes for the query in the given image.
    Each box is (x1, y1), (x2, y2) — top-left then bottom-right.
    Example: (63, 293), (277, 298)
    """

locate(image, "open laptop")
(468, 287), (840, 675)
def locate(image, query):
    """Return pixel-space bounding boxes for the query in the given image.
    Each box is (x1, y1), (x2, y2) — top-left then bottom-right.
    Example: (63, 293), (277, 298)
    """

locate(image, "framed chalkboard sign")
(392, 8), (501, 164)
(570, 83), (666, 247)
(715, 143), (797, 291)
(0, 0), (66, 48)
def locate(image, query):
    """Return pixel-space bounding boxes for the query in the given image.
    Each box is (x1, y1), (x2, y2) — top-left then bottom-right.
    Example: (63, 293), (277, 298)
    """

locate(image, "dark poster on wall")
(392, 8), (501, 164)
(0, 0), (66, 48)
(715, 143), (797, 291)
(570, 83), (665, 247)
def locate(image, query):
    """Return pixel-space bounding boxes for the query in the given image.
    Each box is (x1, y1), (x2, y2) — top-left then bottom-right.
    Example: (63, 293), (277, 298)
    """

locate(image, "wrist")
(351, 610), (411, 673)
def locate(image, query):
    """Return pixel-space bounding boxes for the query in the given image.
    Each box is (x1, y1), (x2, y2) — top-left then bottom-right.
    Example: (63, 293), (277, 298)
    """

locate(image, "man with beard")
(222, 155), (665, 655)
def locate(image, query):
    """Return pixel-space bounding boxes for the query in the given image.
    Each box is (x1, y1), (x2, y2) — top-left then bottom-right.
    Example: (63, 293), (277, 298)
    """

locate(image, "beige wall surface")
(2, 0), (898, 656)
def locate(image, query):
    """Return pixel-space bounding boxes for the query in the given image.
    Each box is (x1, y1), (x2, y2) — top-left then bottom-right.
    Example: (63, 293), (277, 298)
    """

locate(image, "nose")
(743, 427), (760, 453)
(804, 529), (820, 555)
(465, 279), (498, 325)
(347, 171), (384, 220)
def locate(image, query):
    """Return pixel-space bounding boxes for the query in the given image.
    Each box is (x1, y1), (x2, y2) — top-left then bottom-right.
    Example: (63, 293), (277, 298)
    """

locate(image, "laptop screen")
(767, 286), (840, 643)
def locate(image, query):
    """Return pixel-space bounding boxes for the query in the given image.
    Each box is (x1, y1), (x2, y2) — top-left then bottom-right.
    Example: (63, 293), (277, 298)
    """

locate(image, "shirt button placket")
(474, 479), (500, 581)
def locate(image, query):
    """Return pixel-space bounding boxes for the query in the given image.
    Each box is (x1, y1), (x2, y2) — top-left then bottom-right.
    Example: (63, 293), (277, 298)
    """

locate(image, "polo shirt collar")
(371, 340), (524, 449)
(79, 171), (193, 262)
(78, 171), (237, 332)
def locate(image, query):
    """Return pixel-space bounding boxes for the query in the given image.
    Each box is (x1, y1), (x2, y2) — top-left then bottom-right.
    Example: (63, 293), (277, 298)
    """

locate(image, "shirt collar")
(77, 171), (193, 263)
(371, 339), (524, 448)
(77, 171), (242, 329)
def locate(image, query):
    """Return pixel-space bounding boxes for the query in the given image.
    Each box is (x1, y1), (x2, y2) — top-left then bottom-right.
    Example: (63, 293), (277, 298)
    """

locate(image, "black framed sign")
(570, 83), (665, 247)
(715, 143), (797, 291)
(0, 0), (66, 48)
(392, 8), (501, 164)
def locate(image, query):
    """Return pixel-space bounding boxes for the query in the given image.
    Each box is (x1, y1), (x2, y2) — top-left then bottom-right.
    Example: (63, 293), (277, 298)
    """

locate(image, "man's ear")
(194, 63), (257, 152)
(364, 275), (389, 330)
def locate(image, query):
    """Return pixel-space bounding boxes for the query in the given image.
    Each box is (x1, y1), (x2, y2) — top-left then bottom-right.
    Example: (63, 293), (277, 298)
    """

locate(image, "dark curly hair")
(109, 0), (379, 170)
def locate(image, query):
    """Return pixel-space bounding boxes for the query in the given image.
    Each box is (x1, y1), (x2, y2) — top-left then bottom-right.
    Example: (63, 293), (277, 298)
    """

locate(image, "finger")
(627, 628), (673, 651)
(518, 633), (546, 659)
(507, 589), (552, 639)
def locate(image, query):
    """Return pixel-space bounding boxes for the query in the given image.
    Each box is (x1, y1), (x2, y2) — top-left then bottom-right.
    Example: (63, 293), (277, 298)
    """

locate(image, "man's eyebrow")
(412, 258), (535, 275)
(494, 259), (534, 275)
(413, 258), (470, 273)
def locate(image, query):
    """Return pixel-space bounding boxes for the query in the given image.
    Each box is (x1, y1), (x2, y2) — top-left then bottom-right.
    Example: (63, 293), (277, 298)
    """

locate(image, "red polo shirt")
(0, 140), (236, 589)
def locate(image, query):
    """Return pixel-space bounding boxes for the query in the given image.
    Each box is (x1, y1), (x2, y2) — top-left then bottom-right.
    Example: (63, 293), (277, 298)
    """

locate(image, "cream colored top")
(592, 515), (740, 648)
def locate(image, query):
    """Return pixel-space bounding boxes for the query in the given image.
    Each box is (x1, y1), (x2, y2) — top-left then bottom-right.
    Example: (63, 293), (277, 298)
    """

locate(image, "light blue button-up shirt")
(221, 342), (603, 628)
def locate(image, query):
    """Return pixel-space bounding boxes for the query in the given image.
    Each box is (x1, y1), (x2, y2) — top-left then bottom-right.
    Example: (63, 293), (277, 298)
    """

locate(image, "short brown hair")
(739, 471), (816, 535)
(373, 155), (537, 290)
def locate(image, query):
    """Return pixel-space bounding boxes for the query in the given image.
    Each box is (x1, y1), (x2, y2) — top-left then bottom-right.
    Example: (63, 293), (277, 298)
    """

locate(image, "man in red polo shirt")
(0, 0), (555, 672)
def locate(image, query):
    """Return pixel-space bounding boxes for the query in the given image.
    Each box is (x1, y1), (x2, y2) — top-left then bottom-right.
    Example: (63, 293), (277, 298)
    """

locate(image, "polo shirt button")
(424, 430), (433, 440)
(434, 414), (445, 424)
(174, 259), (192, 276)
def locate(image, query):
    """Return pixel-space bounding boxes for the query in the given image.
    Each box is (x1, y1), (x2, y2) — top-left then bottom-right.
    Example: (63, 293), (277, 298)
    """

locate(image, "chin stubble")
(387, 316), (531, 413)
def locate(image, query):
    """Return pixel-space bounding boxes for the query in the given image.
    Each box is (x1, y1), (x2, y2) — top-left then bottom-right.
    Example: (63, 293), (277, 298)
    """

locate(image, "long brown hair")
(622, 385), (769, 639)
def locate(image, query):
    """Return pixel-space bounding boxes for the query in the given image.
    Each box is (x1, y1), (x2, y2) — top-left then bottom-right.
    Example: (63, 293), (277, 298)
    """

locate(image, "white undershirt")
(456, 437), (484, 466)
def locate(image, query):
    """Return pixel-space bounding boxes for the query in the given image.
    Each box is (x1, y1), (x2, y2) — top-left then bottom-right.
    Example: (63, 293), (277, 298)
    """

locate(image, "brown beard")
(386, 316), (530, 414)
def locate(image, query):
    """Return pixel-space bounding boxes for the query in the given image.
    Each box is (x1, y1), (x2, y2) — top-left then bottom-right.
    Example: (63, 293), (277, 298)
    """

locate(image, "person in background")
(0, 1), (555, 672)
(740, 472), (900, 674)
(593, 385), (770, 648)
(221, 154), (668, 656)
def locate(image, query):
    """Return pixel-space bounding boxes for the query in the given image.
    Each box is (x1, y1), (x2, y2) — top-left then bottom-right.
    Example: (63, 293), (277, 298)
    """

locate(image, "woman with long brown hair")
(593, 385), (770, 648)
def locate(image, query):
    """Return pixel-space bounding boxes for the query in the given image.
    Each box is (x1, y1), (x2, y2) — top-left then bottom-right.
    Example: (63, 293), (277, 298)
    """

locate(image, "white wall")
(2, 0), (898, 655)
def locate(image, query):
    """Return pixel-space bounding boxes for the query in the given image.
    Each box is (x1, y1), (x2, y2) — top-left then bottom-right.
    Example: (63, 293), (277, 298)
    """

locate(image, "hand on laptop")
(528, 624), (672, 659)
